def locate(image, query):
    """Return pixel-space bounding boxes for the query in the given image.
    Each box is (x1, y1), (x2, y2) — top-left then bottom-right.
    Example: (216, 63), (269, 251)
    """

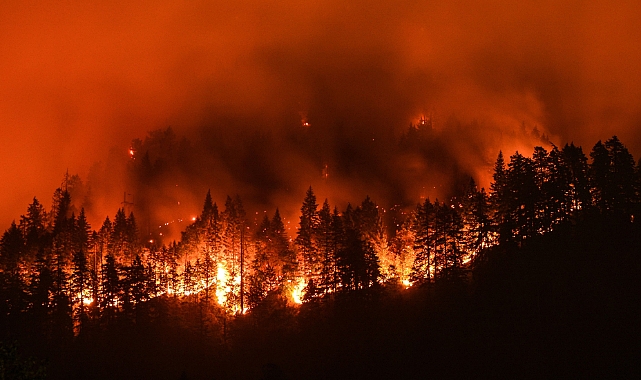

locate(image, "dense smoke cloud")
(1, 0), (640, 236)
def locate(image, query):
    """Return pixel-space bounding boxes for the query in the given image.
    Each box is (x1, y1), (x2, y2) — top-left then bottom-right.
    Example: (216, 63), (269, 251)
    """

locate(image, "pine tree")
(182, 260), (195, 296)
(0, 222), (27, 317)
(442, 202), (465, 282)
(111, 209), (128, 261)
(388, 216), (416, 286)
(51, 188), (72, 236)
(296, 187), (319, 281)
(199, 248), (215, 303)
(590, 140), (610, 213)
(74, 208), (92, 256)
(431, 201), (447, 277)
(336, 226), (379, 292)
(532, 146), (553, 232)
(317, 200), (336, 296)
(71, 249), (90, 330)
(562, 143), (591, 213)
(329, 207), (345, 293)
(20, 197), (47, 262)
(271, 208), (296, 285)
(28, 249), (53, 333)
(410, 199), (435, 284)
(462, 179), (492, 256)
(490, 151), (511, 244)
(222, 195), (246, 279)
(545, 146), (573, 226)
(605, 136), (637, 215)
(100, 253), (120, 321)
(505, 152), (538, 242)
(201, 191), (222, 266)
(125, 255), (148, 320)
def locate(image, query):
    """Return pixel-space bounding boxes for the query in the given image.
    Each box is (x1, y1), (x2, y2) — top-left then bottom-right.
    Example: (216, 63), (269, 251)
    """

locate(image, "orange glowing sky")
(1, 0), (640, 228)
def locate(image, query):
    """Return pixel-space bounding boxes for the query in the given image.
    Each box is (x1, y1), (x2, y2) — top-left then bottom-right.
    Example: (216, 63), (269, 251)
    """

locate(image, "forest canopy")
(1, 134), (639, 379)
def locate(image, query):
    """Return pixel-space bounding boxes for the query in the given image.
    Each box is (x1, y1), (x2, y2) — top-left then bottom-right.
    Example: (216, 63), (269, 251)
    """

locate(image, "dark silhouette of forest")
(1, 134), (639, 379)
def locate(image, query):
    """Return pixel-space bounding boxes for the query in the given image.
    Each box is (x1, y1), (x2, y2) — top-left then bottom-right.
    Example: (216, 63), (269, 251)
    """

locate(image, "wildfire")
(291, 278), (306, 304)
(77, 289), (94, 306)
(216, 262), (229, 306)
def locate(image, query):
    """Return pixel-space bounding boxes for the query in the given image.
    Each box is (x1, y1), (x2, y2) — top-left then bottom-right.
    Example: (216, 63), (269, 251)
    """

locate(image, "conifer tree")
(562, 143), (591, 213)
(296, 187), (319, 281)
(20, 197), (47, 262)
(388, 216), (416, 285)
(604, 136), (637, 215)
(505, 152), (538, 242)
(71, 249), (90, 330)
(121, 255), (148, 321)
(490, 151), (511, 244)
(317, 200), (336, 295)
(100, 253), (120, 321)
(462, 179), (492, 256)
(336, 226), (380, 292)
(28, 249), (53, 331)
(411, 199), (435, 284)
(0, 222), (27, 317)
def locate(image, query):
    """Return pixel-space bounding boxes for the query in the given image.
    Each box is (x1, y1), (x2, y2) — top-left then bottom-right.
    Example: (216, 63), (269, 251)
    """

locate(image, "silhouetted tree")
(70, 249), (90, 331)
(490, 151), (511, 244)
(20, 197), (47, 263)
(0, 222), (27, 319)
(100, 253), (120, 321)
(336, 226), (380, 292)
(462, 179), (492, 256)
(316, 200), (337, 296)
(591, 136), (637, 215)
(505, 151), (538, 242)
(411, 199), (435, 284)
(296, 187), (319, 281)
(562, 143), (591, 213)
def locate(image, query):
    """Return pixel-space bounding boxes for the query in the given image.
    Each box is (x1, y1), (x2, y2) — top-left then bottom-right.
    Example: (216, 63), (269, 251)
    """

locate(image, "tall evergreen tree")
(271, 208), (296, 284)
(490, 151), (511, 244)
(28, 249), (53, 334)
(462, 179), (492, 256)
(296, 187), (319, 281)
(411, 199), (435, 284)
(317, 200), (336, 296)
(0, 222), (27, 318)
(20, 197), (47, 262)
(335, 226), (380, 292)
(505, 152), (538, 242)
(562, 142), (591, 213)
(100, 253), (120, 321)
(605, 136), (637, 215)
(71, 249), (90, 331)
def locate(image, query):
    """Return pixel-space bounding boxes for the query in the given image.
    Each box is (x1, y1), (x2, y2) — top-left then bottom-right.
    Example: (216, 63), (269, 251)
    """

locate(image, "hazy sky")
(1, 0), (640, 229)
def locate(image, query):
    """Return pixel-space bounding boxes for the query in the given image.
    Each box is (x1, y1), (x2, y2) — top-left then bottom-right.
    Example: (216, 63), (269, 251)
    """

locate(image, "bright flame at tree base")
(291, 278), (306, 304)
